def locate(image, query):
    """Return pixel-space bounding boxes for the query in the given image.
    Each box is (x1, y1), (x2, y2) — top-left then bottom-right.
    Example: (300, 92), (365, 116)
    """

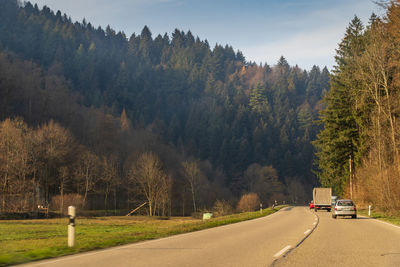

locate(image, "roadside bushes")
(212, 199), (233, 216)
(236, 193), (260, 212)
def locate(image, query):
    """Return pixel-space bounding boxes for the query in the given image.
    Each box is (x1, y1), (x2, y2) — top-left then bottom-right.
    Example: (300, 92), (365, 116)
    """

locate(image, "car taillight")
(334, 207), (337, 211)
(354, 207), (356, 211)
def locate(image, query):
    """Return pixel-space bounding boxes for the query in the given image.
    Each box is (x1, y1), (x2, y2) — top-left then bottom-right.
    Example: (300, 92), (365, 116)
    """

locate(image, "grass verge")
(358, 209), (400, 226)
(0, 206), (286, 266)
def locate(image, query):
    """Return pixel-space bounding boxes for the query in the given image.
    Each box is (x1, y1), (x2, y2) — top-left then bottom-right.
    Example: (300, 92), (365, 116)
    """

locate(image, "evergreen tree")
(314, 16), (365, 195)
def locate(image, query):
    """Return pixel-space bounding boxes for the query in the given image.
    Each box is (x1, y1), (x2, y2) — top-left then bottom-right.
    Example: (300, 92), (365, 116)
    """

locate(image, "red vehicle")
(309, 200), (314, 209)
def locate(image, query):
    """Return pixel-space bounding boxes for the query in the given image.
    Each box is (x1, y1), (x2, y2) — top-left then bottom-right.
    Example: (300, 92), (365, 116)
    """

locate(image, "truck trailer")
(313, 187), (332, 212)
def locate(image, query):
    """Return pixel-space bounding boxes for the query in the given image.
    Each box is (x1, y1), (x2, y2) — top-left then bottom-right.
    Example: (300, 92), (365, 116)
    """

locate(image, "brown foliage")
(354, 150), (400, 212)
(212, 199), (233, 217)
(237, 193), (260, 212)
(350, 2), (400, 213)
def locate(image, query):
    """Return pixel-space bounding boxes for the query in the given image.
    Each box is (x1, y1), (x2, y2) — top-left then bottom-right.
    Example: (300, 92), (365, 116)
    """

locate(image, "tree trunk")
(349, 156), (353, 199)
(113, 186), (117, 216)
(190, 182), (196, 213)
(83, 167), (90, 207)
(2, 174), (7, 212)
(83, 178), (89, 208)
(60, 182), (64, 215)
(104, 190), (109, 215)
(148, 200), (152, 216)
(182, 195), (185, 217)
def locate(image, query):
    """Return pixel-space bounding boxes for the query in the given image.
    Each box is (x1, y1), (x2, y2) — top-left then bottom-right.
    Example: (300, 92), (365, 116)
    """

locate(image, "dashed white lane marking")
(274, 245), (292, 258)
(304, 229), (311, 235)
(313, 222), (317, 225)
(314, 217), (317, 221)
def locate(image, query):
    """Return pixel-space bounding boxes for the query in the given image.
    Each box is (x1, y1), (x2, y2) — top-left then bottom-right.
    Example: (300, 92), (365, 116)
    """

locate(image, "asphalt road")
(19, 207), (316, 267)
(274, 209), (400, 267)
(20, 207), (400, 267)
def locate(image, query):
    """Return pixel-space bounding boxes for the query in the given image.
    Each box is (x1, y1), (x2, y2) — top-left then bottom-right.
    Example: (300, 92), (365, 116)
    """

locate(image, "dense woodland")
(314, 1), (400, 213)
(0, 0), (330, 215)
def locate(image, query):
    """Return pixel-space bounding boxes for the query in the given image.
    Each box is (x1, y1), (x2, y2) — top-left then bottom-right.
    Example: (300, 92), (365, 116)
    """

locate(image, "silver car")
(332, 199), (357, 219)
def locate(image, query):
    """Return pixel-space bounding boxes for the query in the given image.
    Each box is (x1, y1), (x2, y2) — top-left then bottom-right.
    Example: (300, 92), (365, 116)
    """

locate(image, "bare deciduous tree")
(100, 155), (120, 214)
(74, 150), (101, 206)
(129, 152), (167, 216)
(33, 120), (76, 206)
(0, 118), (33, 212)
(58, 166), (69, 214)
(182, 159), (201, 213)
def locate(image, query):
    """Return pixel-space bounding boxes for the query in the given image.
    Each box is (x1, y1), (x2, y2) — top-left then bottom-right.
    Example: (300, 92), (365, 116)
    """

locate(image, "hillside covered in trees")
(0, 0), (329, 215)
(314, 1), (400, 213)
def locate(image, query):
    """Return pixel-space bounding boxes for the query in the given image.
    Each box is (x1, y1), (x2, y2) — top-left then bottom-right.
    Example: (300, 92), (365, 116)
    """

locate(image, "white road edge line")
(274, 245), (292, 258)
(368, 217), (400, 230)
(304, 229), (311, 235)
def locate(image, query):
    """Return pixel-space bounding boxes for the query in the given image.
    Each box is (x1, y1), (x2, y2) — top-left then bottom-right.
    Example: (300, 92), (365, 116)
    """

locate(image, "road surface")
(19, 207), (316, 267)
(19, 207), (400, 267)
(274, 210), (400, 267)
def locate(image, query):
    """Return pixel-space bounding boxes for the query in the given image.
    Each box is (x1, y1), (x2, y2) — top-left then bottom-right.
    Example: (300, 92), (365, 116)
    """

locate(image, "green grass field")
(0, 206), (284, 266)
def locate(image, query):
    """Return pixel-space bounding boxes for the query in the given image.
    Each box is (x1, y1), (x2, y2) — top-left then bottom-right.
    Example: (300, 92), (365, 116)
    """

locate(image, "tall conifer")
(314, 16), (365, 195)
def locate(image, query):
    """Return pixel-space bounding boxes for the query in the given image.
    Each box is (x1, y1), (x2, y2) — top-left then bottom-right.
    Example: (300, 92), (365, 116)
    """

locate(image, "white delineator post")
(260, 203), (263, 214)
(368, 205), (371, 216)
(68, 206), (76, 247)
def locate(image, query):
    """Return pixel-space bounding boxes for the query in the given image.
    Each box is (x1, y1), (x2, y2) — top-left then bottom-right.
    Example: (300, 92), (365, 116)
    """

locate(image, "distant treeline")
(314, 2), (400, 212)
(0, 0), (329, 214)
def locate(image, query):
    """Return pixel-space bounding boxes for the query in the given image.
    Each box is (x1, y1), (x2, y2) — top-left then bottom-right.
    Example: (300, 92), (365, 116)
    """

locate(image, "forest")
(314, 1), (400, 213)
(0, 0), (330, 216)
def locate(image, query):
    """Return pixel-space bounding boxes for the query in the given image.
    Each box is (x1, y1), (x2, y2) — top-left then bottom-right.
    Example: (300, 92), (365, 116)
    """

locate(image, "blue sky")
(30, 0), (381, 70)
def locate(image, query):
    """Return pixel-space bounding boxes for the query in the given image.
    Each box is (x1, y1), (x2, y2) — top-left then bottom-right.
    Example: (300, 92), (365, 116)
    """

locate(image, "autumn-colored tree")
(237, 193), (260, 212)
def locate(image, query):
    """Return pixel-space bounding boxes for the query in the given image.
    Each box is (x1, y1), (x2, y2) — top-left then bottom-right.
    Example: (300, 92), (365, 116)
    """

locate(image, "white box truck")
(313, 187), (332, 212)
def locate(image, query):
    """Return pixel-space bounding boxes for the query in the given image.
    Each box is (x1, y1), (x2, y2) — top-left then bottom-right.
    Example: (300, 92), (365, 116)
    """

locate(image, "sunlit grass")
(358, 209), (400, 226)
(0, 206), (285, 266)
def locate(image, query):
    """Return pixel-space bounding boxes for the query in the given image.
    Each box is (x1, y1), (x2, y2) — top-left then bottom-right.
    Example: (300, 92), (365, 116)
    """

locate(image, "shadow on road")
(333, 217), (372, 220)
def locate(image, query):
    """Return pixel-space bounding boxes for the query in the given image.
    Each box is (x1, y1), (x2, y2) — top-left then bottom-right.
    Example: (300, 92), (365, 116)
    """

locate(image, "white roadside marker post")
(368, 205), (371, 216)
(260, 203), (263, 214)
(68, 206), (76, 247)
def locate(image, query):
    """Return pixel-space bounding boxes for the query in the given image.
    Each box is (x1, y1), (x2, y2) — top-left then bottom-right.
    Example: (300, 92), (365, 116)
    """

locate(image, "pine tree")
(314, 16), (365, 195)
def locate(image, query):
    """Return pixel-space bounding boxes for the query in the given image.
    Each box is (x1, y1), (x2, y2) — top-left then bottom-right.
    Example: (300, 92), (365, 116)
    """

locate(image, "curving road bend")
(274, 210), (400, 267)
(19, 207), (316, 267)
